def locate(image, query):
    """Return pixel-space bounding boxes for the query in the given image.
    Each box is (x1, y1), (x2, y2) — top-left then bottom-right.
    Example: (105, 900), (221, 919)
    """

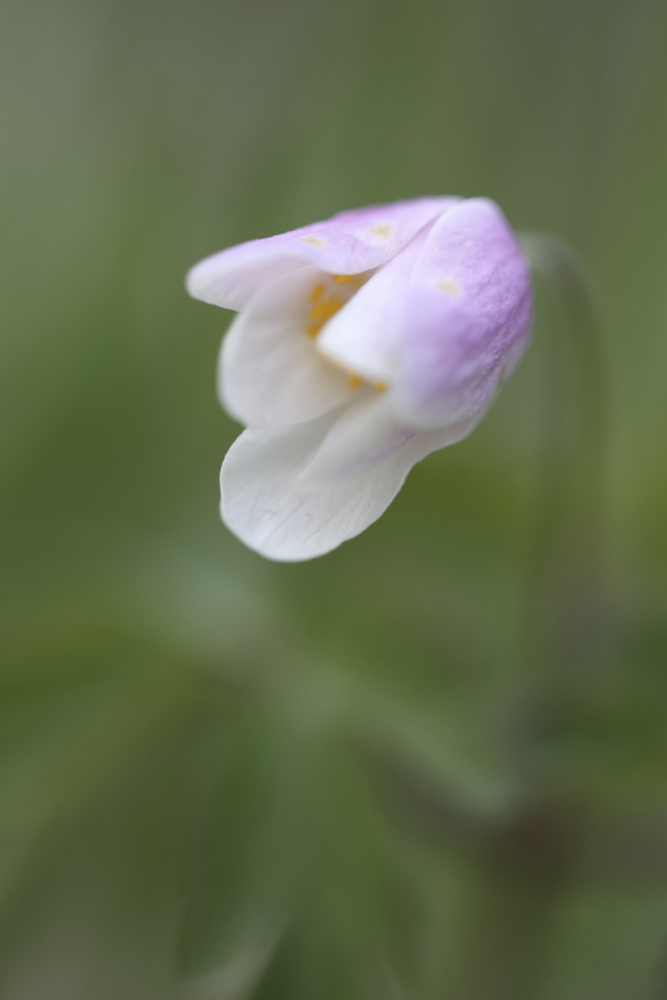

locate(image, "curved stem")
(453, 236), (610, 998)
(520, 233), (609, 701)
(378, 238), (610, 997)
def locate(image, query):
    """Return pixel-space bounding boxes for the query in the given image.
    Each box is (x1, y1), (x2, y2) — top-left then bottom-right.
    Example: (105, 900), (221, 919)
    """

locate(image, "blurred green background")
(2, 0), (667, 996)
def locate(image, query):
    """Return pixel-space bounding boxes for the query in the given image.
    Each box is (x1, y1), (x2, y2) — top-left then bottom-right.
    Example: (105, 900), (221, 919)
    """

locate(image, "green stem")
(454, 236), (609, 998)
(521, 232), (609, 700)
(378, 239), (610, 997)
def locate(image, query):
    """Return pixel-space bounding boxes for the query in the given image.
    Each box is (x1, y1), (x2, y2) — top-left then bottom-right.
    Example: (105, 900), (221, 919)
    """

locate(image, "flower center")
(306, 273), (367, 339)
(306, 272), (387, 392)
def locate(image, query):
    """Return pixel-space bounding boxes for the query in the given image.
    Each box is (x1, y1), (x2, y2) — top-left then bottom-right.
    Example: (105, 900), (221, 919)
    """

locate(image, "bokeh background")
(2, 0), (667, 997)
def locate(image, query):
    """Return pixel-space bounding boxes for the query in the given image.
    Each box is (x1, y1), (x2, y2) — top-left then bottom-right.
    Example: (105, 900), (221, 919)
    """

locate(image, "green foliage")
(2, 0), (667, 996)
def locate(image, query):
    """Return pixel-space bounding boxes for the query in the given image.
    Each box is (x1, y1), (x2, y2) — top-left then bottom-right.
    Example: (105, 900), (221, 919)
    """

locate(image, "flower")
(186, 197), (533, 561)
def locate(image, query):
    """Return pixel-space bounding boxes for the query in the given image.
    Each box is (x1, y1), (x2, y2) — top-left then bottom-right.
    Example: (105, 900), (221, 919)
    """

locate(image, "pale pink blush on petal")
(186, 197), (460, 311)
(393, 199), (533, 427)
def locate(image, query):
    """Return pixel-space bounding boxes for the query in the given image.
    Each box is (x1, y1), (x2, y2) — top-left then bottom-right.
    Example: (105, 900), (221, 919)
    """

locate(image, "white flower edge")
(220, 407), (481, 561)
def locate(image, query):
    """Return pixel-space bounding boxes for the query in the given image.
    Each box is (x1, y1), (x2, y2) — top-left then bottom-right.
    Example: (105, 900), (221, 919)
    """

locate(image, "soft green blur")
(2, 0), (667, 996)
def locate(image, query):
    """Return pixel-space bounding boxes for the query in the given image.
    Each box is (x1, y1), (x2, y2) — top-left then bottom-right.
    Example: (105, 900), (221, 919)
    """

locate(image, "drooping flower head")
(187, 197), (532, 561)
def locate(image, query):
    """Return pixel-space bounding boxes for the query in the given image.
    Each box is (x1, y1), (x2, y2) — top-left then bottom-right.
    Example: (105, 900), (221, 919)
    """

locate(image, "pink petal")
(396, 199), (533, 427)
(186, 197), (459, 311)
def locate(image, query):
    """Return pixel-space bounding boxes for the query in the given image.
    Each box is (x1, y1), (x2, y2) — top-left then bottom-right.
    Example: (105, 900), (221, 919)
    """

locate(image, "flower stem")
(521, 232), (609, 701)
(376, 238), (610, 996)
(454, 235), (609, 996)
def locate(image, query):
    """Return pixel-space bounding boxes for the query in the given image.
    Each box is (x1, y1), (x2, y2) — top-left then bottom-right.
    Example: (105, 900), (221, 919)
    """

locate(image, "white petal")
(297, 393), (418, 485)
(315, 226), (428, 382)
(187, 248), (306, 312)
(220, 411), (480, 562)
(220, 266), (358, 427)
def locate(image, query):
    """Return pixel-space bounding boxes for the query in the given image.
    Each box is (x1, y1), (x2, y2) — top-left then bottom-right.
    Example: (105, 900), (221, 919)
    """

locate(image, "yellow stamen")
(372, 380), (388, 392)
(309, 298), (343, 323)
(306, 271), (373, 339)
(349, 374), (364, 389)
(331, 273), (369, 290)
(306, 294), (344, 338)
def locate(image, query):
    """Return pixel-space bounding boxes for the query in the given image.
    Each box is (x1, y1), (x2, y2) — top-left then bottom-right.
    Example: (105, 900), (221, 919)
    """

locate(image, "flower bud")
(187, 197), (532, 561)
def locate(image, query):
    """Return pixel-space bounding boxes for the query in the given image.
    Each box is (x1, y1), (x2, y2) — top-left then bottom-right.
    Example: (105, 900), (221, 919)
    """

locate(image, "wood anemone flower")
(187, 197), (533, 561)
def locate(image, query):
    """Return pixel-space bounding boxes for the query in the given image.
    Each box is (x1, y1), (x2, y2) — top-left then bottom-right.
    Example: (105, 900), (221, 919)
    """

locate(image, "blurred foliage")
(2, 0), (667, 996)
